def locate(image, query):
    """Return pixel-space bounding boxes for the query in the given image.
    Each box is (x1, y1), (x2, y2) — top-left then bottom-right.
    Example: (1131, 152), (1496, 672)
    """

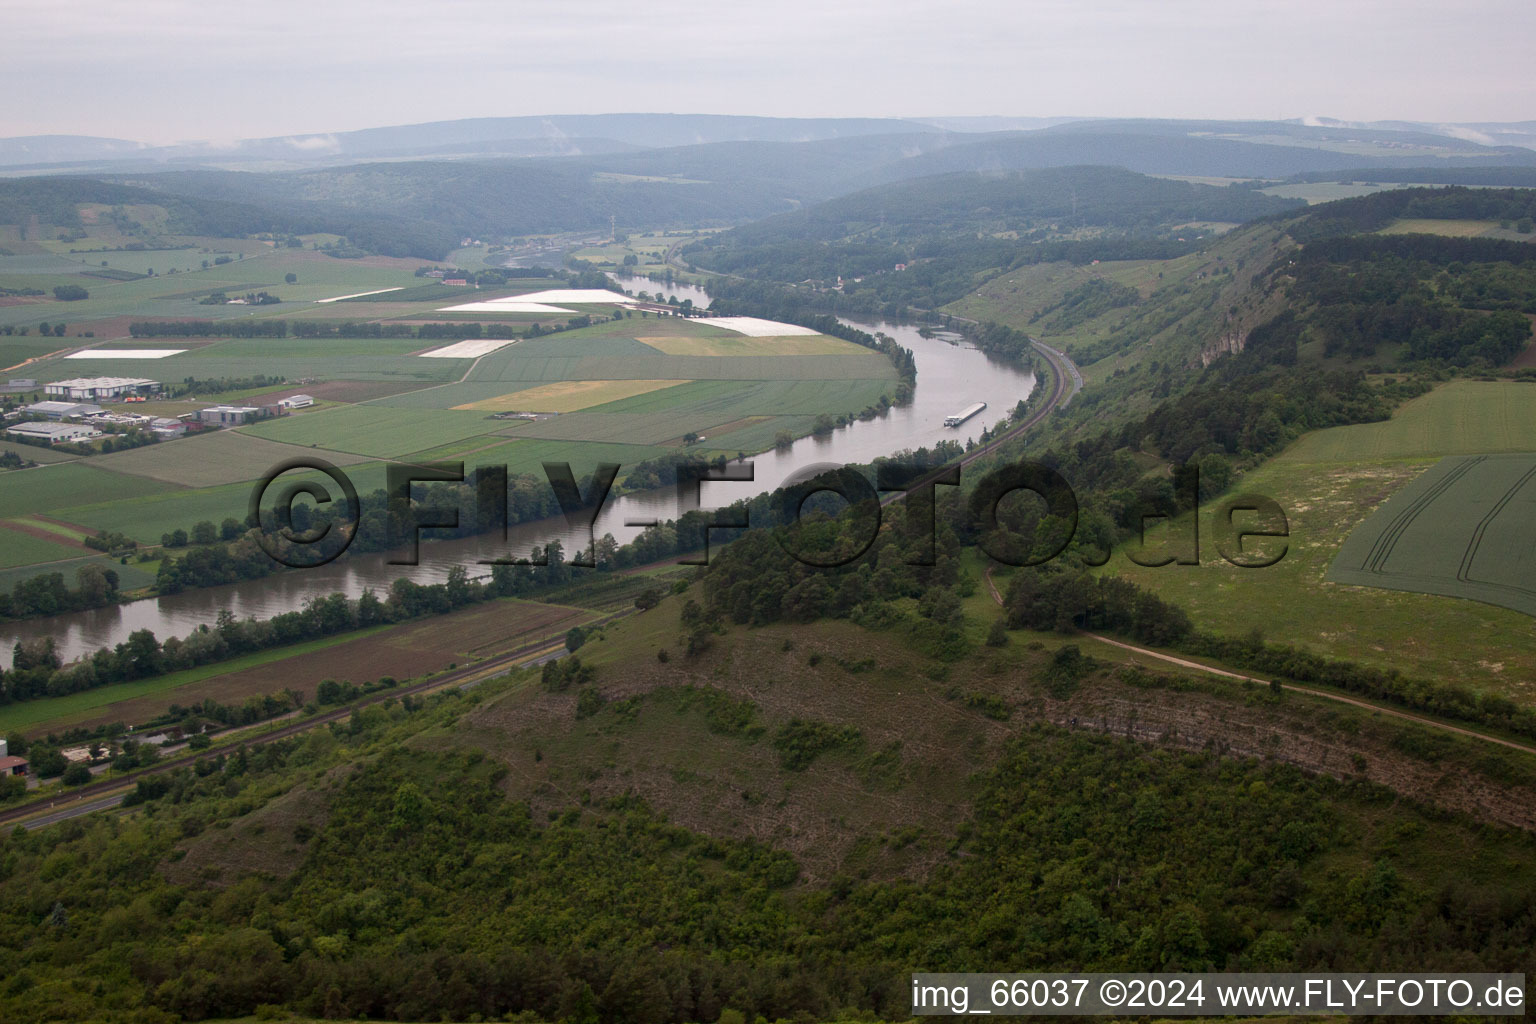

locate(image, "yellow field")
(1378, 219), (1501, 238)
(636, 334), (862, 356)
(453, 379), (691, 413)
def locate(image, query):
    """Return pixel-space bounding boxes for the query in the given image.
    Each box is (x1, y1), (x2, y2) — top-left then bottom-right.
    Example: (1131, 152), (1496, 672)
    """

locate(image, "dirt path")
(982, 566), (1536, 757)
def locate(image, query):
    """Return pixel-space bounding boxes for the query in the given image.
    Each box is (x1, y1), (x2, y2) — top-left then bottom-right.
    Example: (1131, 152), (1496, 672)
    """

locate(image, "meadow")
(1377, 218), (1506, 238)
(438, 436), (684, 480)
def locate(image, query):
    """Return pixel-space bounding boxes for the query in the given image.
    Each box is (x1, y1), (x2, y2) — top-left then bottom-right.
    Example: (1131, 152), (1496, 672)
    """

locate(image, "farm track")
(981, 567), (1536, 759)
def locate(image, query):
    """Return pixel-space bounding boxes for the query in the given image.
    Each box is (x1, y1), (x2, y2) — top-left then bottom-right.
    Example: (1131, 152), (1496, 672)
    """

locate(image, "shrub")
(61, 763), (93, 786)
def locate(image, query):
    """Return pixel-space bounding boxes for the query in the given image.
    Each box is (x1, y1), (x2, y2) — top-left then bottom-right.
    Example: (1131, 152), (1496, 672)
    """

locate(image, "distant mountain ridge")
(4, 113), (1536, 173)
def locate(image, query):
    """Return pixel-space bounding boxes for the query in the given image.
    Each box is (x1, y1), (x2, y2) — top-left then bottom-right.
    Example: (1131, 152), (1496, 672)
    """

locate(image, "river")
(1, 316), (1034, 666)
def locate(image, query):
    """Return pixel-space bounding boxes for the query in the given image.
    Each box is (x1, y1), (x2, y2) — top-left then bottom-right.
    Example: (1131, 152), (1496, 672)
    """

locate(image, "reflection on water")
(1, 320), (1034, 666)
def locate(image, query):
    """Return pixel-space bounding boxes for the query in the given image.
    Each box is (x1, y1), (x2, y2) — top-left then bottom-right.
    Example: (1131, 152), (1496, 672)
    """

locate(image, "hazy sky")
(2, 0), (1533, 142)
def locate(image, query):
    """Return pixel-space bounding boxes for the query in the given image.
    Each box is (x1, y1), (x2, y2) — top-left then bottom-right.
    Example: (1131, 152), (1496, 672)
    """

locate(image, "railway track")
(0, 614), (625, 829)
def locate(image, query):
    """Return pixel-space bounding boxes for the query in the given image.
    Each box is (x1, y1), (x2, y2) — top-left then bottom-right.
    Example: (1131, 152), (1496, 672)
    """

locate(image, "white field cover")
(437, 289), (639, 313)
(434, 300), (577, 313)
(65, 349), (186, 359)
(691, 316), (822, 337)
(418, 338), (522, 359)
(314, 288), (404, 303)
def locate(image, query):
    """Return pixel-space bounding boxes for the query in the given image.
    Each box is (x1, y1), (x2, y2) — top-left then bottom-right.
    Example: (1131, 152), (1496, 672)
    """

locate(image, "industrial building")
(150, 417), (187, 439)
(6, 422), (104, 445)
(278, 394), (314, 410)
(23, 401), (105, 420)
(198, 404), (263, 426)
(0, 738), (25, 776)
(44, 376), (162, 401)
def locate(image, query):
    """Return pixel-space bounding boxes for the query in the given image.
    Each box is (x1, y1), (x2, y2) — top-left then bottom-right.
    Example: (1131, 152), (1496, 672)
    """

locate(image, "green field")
(1282, 381), (1536, 461)
(0, 338), (75, 368)
(1329, 453), (1536, 617)
(0, 245), (434, 332)
(1100, 381), (1536, 701)
(29, 335), (465, 384)
(435, 436), (683, 480)
(49, 462), (395, 544)
(0, 528), (87, 569)
(0, 247), (897, 581)
(0, 442), (81, 465)
(241, 404), (502, 458)
(91, 429), (375, 488)
(0, 463), (177, 519)
(0, 554), (158, 594)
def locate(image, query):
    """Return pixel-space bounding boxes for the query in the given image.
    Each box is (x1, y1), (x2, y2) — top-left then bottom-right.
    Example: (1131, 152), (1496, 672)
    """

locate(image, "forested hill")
(724, 166), (1300, 242)
(691, 166), (1301, 263)
(0, 176), (459, 258)
(684, 166), (1303, 310)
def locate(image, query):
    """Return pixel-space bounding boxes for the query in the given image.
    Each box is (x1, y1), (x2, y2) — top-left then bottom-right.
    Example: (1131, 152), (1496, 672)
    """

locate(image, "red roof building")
(0, 755), (28, 776)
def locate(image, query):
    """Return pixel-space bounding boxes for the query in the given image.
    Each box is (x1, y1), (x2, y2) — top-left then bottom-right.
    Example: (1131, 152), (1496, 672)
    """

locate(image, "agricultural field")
(0, 441), (81, 464)
(0, 525), (87, 570)
(1377, 218), (1506, 238)
(25, 335), (468, 384)
(46, 462), (396, 544)
(1281, 381), (1536, 461)
(0, 554), (158, 596)
(0, 597), (592, 737)
(452, 378), (692, 413)
(0, 244), (435, 332)
(1099, 380), (1536, 700)
(1329, 454), (1536, 617)
(91, 429), (375, 488)
(0, 462), (177, 520)
(636, 333), (863, 356)
(0, 256), (894, 582)
(241, 404), (508, 458)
